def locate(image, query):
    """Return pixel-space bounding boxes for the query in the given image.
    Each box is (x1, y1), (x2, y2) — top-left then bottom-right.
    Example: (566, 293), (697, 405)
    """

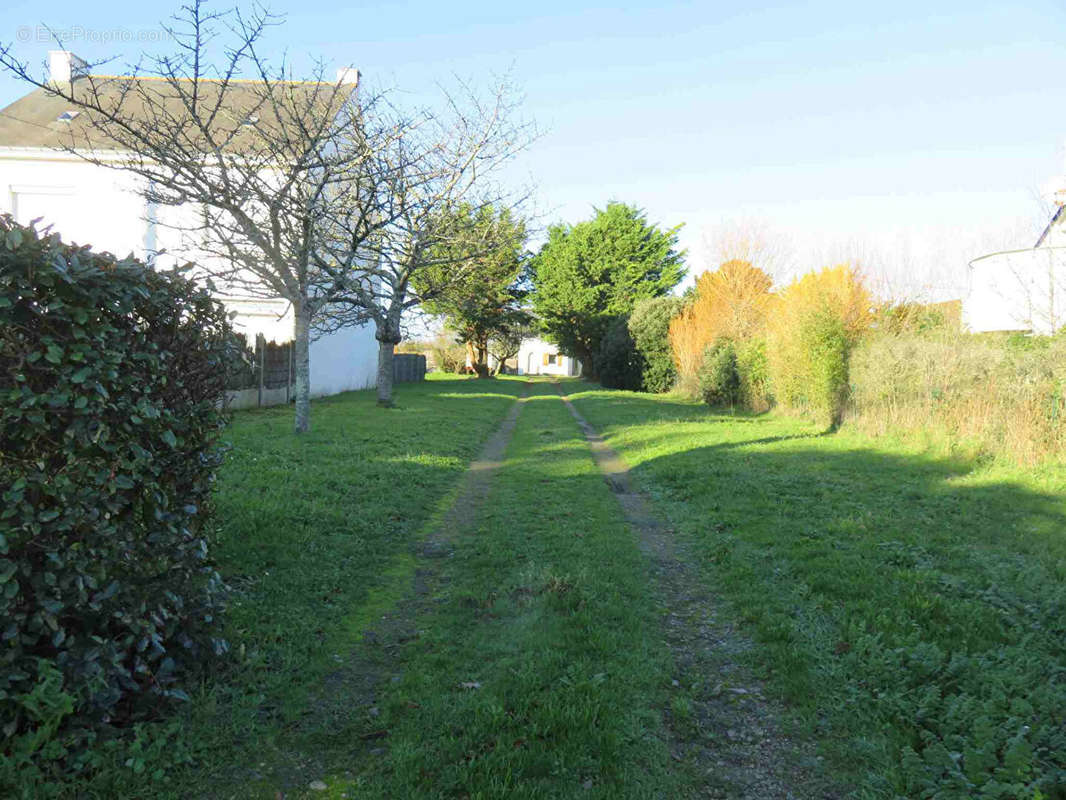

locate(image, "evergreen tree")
(531, 202), (685, 377)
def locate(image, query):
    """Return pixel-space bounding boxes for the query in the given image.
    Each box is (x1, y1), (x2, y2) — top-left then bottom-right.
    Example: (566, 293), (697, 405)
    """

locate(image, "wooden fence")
(225, 334), (294, 410)
(226, 341), (425, 410)
(393, 353), (427, 384)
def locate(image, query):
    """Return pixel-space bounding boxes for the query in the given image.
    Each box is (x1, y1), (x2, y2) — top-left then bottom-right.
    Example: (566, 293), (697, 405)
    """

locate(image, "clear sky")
(3, 0), (1066, 298)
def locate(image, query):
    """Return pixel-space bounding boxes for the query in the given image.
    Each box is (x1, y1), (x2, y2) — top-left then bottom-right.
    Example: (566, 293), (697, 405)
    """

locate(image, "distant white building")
(965, 174), (1066, 335)
(516, 337), (581, 377)
(0, 51), (377, 397)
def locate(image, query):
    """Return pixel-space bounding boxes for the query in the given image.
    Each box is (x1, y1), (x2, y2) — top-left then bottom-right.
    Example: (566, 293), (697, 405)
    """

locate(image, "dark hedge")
(0, 216), (230, 775)
(597, 315), (643, 391)
(697, 339), (741, 408)
(627, 296), (683, 393)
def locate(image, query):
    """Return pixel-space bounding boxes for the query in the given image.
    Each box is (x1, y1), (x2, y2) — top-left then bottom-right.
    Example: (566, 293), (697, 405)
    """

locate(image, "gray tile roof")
(0, 76), (355, 153)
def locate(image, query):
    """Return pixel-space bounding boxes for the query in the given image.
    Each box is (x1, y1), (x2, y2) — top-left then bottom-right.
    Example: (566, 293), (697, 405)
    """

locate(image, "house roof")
(1034, 204), (1065, 248)
(0, 75), (357, 154)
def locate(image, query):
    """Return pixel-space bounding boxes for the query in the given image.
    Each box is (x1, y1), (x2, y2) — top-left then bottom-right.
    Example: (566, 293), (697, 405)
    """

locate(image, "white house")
(516, 337), (581, 376)
(965, 173), (1066, 335)
(0, 51), (377, 398)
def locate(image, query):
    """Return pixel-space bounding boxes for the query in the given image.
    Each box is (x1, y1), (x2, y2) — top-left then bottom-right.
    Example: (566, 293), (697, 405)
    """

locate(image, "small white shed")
(516, 337), (581, 376)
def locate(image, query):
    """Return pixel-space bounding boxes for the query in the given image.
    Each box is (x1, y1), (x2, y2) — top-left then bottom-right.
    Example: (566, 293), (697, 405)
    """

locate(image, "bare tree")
(701, 219), (795, 284)
(314, 78), (536, 406)
(0, 1), (410, 432)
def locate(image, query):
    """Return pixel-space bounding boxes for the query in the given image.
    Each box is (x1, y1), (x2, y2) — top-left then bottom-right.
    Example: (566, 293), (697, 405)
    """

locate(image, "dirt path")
(554, 382), (838, 800)
(418, 380), (531, 560)
(306, 384), (533, 786)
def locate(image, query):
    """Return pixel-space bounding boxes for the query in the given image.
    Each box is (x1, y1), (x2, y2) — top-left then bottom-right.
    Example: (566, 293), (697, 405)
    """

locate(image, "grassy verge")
(71, 376), (527, 798)
(567, 382), (1066, 798)
(324, 381), (679, 799)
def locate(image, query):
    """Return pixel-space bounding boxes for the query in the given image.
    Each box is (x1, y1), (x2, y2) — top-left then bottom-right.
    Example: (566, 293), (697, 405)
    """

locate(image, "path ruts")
(315, 383), (532, 777)
(418, 380), (531, 560)
(554, 382), (838, 800)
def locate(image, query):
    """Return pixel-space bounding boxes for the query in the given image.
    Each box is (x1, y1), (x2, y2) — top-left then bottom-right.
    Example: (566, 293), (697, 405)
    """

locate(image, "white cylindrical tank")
(964, 247), (1064, 335)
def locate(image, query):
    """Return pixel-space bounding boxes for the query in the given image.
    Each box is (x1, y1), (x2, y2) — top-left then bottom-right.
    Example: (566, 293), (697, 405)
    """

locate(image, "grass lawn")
(328, 380), (679, 798)
(567, 382), (1066, 799)
(71, 376), (527, 798)
(57, 376), (1066, 798)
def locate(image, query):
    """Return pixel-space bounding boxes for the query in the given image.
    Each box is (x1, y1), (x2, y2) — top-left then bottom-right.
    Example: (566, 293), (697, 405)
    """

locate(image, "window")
(543, 353), (558, 366)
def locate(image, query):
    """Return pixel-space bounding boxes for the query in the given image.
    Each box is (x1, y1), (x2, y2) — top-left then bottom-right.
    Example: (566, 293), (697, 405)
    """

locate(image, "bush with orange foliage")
(765, 263), (872, 426)
(669, 260), (774, 384)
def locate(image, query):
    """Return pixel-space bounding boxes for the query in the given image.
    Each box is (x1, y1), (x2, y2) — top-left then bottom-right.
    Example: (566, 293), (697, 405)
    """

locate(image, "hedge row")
(0, 216), (230, 785)
(597, 296), (683, 392)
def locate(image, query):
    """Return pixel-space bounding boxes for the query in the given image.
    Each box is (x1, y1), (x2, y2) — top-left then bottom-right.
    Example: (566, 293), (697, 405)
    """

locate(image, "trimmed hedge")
(0, 217), (230, 783)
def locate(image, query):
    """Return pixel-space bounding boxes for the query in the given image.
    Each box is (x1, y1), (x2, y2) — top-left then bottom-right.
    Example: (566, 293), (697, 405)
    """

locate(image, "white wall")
(0, 148), (379, 393)
(227, 297), (297, 344)
(965, 247), (1065, 335)
(309, 321), (377, 396)
(1, 151), (147, 258)
(516, 337), (580, 376)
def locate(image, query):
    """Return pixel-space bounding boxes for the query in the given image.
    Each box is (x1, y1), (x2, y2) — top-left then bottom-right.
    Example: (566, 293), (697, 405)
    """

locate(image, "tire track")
(304, 383), (533, 786)
(554, 381), (838, 800)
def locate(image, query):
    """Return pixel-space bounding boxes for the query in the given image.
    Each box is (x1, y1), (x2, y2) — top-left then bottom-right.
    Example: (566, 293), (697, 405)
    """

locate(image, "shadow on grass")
(608, 410), (1066, 795)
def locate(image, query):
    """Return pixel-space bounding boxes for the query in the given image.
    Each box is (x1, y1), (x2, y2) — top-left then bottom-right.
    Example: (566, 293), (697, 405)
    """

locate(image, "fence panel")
(393, 353), (426, 383)
(226, 339), (416, 408)
(225, 335), (294, 409)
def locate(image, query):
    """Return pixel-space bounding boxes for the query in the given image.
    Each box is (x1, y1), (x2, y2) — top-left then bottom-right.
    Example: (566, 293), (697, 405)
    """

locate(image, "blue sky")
(3, 0), (1066, 296)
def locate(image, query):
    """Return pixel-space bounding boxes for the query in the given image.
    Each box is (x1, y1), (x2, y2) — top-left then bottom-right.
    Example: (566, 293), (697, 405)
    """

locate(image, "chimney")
(48, 50), (87, 84)
(335, 67), (360, 86)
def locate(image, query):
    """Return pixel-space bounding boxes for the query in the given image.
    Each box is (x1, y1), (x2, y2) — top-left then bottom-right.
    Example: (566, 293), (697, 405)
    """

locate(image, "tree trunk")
(472, 338), (491, 379)
(293, 301), (312, 434)
(376, 338), (396, 407)
(375, 308), (403, 406)
(577, 346), (595, 380)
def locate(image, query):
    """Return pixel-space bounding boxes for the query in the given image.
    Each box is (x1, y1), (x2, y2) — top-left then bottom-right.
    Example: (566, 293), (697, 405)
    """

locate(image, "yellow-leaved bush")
(669, 260), (774, 399)
(763, 264), (872, 426)
(665, 255), (1063, 463)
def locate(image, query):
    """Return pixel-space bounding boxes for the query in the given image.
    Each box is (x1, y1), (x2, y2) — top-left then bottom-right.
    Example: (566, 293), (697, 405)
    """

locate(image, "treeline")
(519, 201), (1062, 464)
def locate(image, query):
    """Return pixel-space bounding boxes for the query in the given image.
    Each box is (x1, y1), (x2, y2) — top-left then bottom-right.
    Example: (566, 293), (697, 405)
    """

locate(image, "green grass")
(67, 376), (528, 798)
(567, 383), (1066, 799)
(40, 376), (1066, 798)
(318, 381), (678, 798)
(67, 377), (682, 799)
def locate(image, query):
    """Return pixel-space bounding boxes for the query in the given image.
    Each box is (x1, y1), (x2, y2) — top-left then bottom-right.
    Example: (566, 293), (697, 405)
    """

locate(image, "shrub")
(669, 260), (774, 385)
(766, 264), (872, 427)
(849, 329), (1066, 464)
(0, 217), (230, 785)
(735, 337), (771, 412)
(628, 296), (683, 392)
(802, 309), (850, 425)
(697, 339), (741, 407)
(428, 335), (467, 373)
(873, 299), (961, 336)
(598, 315), (643, 390)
